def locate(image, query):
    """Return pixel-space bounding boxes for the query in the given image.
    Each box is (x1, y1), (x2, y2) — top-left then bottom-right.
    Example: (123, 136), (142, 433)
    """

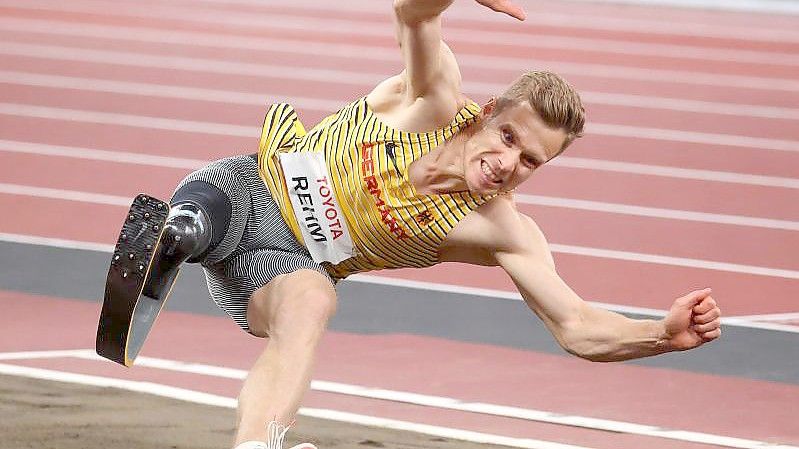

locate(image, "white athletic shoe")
(234, 422), (317, 449)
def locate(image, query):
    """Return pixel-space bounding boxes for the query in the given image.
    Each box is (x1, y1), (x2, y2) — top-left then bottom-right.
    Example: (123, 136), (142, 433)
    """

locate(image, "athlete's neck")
(408, 127), (473, 194)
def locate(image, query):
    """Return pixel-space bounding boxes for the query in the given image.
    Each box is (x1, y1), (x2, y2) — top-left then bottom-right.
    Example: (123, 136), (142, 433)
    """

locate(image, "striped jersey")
(257, 96), (494, 280)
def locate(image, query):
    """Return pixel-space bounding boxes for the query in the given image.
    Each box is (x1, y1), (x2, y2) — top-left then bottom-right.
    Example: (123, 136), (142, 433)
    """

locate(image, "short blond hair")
(493, 71), (585, 151)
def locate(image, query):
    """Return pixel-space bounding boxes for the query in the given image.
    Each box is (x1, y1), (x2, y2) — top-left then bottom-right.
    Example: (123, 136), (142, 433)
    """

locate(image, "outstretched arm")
(494, 216), (721, 362)
(392, 0), (525, 100)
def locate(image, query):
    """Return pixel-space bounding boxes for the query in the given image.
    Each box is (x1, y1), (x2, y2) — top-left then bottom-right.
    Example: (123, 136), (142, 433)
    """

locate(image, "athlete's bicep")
(494, 216), (587, 337)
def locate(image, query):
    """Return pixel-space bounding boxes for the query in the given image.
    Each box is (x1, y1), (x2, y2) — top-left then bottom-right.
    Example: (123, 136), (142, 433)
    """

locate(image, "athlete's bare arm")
(367, 0), (525, 132)
(440, 198), (722, 362)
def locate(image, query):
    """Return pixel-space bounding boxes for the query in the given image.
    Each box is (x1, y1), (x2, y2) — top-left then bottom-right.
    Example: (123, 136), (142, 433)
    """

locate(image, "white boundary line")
(547, 157), (799, 190)
(4, 25), (799, 94)
(1, 65), (796, 123)
(725, 312), (799, 322)
(183, 0), (799, 27)
(2, 14), (796, 68)
(0, 362), (593, 449)
(3, 179), (799, 259)
(0, 140), (208, 170)
(3, 139), (798, 190)
(2, 350), (798, 449)
(8, 0), (799, 44)
(3, 158), (798, 231)
(2, 95), (797, 152)
(515, 194), (799, 231)
(549, 243), (799, 280)
(572, 0), (799, 15)
(0, 18), (793, 119)
(1, 231), (798, 334)
(2, 68), (799, 153)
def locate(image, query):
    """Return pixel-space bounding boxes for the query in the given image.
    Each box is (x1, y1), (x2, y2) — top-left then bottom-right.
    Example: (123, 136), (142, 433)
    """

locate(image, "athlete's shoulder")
(440, 194), (545, 264)
(365, 72), (467, 133)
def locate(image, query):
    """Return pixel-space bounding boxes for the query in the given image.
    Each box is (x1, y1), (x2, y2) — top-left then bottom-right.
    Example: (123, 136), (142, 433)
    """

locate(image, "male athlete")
(97, 0), (722, 448)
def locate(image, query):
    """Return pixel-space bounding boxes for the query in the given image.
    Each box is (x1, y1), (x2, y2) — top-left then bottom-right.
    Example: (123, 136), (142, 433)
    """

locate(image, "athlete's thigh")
(247, 269), (337, 338)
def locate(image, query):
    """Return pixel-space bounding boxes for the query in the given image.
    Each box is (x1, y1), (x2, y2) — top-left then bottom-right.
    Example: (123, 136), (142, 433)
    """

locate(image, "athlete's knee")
(169, 180), (233, 262)
(247, 270), (336, 338)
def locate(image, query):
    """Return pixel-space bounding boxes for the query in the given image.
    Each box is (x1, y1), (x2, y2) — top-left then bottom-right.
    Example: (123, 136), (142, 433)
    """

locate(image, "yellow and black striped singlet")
(257, 96), (494, 280)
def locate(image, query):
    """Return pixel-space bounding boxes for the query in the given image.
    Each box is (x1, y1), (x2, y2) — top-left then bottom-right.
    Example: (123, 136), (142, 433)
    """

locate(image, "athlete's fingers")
(701, 328), (722, 342)
(692, 295), (718, 314)
(693, 307), (721, 325)
(692, 318), (721, 334)
(475, 0), (527, 20)
(675, 288), (712, 309)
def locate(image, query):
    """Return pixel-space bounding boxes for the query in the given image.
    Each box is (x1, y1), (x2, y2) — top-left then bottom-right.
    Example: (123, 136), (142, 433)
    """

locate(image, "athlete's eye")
(521, 154), (539, 169)
(501, 128), (515, 146)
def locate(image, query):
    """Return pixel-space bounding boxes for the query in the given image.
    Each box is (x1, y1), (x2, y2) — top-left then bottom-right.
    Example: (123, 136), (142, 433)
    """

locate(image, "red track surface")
(4, 290), (799, 449)
(1, 0), (798, 447)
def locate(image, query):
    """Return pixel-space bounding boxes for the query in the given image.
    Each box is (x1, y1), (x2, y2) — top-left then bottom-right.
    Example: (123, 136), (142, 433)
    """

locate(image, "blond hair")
(493, 71), (585, 151)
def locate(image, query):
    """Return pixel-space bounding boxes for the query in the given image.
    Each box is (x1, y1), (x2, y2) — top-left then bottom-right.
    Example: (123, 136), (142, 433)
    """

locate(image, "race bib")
(279, 152), (354, 264)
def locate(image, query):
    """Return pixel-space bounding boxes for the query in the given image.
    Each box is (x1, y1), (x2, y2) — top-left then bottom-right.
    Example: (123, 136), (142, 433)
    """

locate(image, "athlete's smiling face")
(462, 100), (568, 195)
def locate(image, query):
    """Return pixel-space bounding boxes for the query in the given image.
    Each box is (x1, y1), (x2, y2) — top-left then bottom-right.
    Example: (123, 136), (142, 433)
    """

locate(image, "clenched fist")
(663, 288), (722, 351)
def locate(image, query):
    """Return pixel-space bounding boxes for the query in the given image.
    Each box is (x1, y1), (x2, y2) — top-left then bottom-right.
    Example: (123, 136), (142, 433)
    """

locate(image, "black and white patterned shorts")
(173, 155), (333, 333)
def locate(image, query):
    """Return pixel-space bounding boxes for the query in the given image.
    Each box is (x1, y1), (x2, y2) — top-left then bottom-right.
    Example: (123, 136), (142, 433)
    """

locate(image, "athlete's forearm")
(393, 0), (455, 23)
(561, 306), (671, 362)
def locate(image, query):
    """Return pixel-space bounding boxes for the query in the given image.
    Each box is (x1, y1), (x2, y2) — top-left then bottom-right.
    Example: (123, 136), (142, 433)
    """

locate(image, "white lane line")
(0, 232), (797, 334)
(573, 0), (799, 15)
(186, 0), (799, 35)
(2, 99), (798, 153)
(3, 160), (798, 231)
(587, 122), (799, 153)
(5, 30), (799, 95)
(4, 139), (798, 190)
(7, 0), (799, 46)
(2, 184), (798, 276)
(550, 243), (799, 280)
(548, 157), (799, 190)
(0, 140), (207, 170)
(1, 349), (796, 449)
(2, 15), (796, 69)
(0, 183), (799, 279)
(350, 274), (799, 334)
(516, 194), (799, 231)
(725, 312), (799, 322)
(0, 349), (94, 361)
(0, 70), (347, 113)
(0, 232), (114, 253)
(0, 103), (259, 137)
(0, 183), (130, 206)
(2, 66), (797, 122)
(0, 363), (593, 449)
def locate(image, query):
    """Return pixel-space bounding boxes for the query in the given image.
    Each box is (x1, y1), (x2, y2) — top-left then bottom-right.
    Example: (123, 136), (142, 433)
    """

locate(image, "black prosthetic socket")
(142, 180), (232, 300)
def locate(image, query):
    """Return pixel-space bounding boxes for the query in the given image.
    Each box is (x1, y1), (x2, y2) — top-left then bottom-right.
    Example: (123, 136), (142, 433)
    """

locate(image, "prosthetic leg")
(97, 183), (223, 366)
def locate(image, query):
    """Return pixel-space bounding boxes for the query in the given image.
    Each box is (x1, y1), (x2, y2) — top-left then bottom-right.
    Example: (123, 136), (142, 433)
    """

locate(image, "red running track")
(2, 291), (799, 448)
(0, 0), (798, 447)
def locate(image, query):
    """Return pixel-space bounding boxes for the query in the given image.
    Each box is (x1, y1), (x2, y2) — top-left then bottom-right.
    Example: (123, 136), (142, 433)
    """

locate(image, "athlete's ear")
(481, 97), (497, 118)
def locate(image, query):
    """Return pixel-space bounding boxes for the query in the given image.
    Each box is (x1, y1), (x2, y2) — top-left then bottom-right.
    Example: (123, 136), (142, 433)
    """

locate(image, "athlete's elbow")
(393, 0), (419, 22)
(558, 323), (614, 362)
(393, 0), (447, 24)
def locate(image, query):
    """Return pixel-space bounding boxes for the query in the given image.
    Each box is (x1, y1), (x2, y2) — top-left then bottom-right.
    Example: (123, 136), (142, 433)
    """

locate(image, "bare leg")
(234, 269), (337, 446)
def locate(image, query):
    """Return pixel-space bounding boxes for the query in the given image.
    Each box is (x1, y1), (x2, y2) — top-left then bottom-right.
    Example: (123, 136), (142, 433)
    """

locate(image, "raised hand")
(663, 288), (722, 351)
(475, 0), (527, 20)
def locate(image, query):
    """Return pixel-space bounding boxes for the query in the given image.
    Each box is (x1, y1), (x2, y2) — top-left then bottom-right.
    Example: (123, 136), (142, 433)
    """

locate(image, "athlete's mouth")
(480, 160), (502, 185)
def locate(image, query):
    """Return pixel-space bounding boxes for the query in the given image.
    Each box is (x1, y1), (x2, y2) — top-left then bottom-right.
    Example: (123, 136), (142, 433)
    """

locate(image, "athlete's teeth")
(482, 161), (499, 182)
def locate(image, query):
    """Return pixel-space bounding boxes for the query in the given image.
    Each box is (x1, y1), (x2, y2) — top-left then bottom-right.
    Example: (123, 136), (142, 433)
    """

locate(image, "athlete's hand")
(475, 0), (527, 20)
(662, 288), (722, 351)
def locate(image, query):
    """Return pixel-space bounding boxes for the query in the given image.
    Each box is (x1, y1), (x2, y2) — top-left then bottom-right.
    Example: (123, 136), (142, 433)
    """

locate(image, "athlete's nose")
(496, 149), (519, 175)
